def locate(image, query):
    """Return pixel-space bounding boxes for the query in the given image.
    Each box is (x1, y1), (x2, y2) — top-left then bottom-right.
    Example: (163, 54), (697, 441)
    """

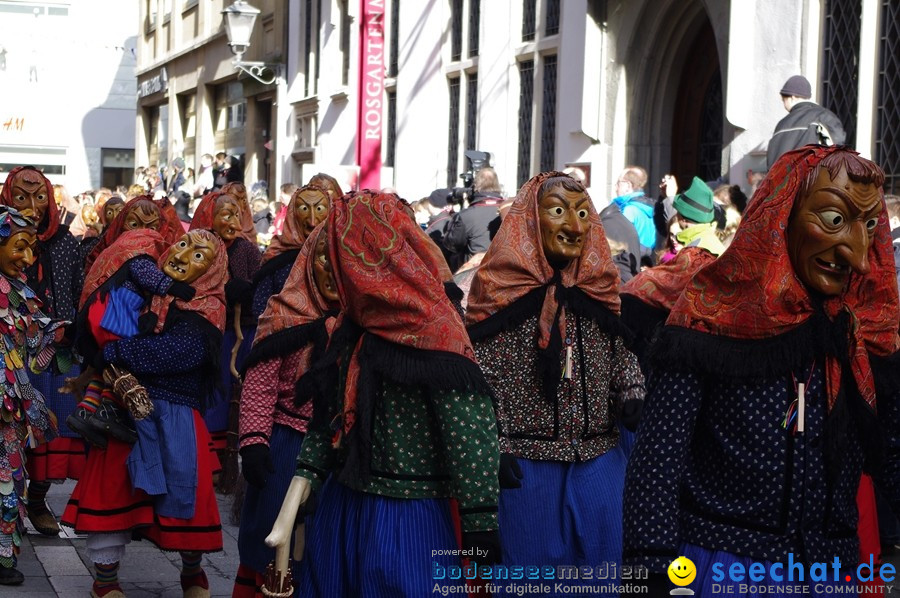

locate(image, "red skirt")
(61, 409), (223, 553)
(27, 437), (87, 482)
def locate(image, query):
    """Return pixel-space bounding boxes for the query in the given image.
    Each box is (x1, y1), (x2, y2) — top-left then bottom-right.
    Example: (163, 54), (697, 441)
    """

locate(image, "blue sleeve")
(623, 205), (656, 249)
(623, 368), (703, 572)
(129, 257), (174, 296)
(104, 321), (208, 374)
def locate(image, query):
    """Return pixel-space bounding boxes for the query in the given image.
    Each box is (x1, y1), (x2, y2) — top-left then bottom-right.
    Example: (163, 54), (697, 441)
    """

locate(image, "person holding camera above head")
(443, 167), (504, 272)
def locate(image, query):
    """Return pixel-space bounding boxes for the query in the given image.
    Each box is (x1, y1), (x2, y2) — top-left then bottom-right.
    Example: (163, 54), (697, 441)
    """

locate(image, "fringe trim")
(252, 249), (299, 287)
(620, 294), (669, 344)
(649, 310), (845, 380)
(241, 314), (335, 375)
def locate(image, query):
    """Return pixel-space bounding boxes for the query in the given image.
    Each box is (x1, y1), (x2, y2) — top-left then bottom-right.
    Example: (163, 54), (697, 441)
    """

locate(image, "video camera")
(450, 150), (492, 205)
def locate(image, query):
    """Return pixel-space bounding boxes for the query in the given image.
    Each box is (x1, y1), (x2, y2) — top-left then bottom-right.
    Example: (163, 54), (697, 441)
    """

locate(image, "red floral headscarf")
(667, 146), (900, 412)
(190, 190), (256, 245)
(0, 166), (59, 242)
(254, 224), (335, 345)
(466, 171), (621, 346)
(621, 247), (717, 312)
(326, 190), (480, 441)
(220, 182), (257, 244)
(261, 185), (329, 265)
(149, 230), (228, 333)
(80, 229), (170, 308)
(85, 196), (167, 276)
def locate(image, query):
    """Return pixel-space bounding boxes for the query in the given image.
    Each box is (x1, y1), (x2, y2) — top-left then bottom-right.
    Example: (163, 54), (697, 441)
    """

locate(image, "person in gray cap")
(766, 75), (846, 169)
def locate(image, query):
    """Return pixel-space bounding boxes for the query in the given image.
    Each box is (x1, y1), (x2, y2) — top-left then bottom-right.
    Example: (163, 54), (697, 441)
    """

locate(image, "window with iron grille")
(545, 0), (560, 35)
(821, 0), (861, 146)
(876, 0), (900, 194)
(448, 78), (461, 186)
(341, 0), (351, 86)
(314, 0), (321, 92)
(522, 0), (537, 41)
(451, 0), (463, 62)
(466, 73), (478, 151)
(539, 55), (557, 173)
(389, 0), (400, 77)
(468, 0), (480, 58)
(386, 91), (397, 167)
(697, 68), (723, 182)
(517, 60), (534, 187)
(304, 0), (313, 96)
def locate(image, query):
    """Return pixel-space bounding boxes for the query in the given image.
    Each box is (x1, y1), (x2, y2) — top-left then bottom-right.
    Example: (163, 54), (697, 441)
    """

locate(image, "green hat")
(673, 176), (715, 223)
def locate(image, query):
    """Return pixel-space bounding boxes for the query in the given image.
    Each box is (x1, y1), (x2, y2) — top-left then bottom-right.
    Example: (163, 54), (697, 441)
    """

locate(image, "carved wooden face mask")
(0, 230), (37, 278)
(312, 229), (338, 303)
(537, 183), (592, 265)
(162, 231), (216, 284)
(9, 170), (49, 225)
(213, 197), (241, 242)
(787, 166), (882, 296)
(294, 189), (330, 240)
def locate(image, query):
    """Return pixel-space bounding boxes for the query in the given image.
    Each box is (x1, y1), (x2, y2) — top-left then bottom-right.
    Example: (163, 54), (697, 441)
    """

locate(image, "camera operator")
(443, 167), (503, 272)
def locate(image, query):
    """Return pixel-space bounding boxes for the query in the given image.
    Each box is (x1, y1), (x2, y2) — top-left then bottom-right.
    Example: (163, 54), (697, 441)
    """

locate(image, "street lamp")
(222, 0), (281, 85)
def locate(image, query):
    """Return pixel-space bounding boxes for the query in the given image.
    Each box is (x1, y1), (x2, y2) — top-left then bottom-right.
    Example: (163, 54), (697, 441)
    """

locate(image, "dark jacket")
(767, 101), (846, 168)
(599, 203), (641, 283)
(624, 360), (900, 571)
(442, 194), (502, 271)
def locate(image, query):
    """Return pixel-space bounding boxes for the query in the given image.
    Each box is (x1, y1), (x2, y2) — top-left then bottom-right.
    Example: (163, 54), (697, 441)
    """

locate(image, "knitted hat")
(428, 188), (452, 209)
(780, 75), (811, 99)
(673, 176), (715, 223)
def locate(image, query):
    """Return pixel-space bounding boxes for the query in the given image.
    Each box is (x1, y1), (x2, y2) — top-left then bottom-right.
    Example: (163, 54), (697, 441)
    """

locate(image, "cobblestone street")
(0, 481), (240, 597)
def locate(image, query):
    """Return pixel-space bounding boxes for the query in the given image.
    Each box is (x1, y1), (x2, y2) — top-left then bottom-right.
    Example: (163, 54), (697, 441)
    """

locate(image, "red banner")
(356, 0), (384, 190)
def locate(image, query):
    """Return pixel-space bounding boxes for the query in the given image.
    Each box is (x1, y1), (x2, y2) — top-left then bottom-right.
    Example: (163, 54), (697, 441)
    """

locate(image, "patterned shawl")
(621, 246), (717, 313)
(261, 185), (329, 265)
(255, 224), (334, 344)
(190, 190), (255, 246)
(666, 145), (900, 413)
(0, 166), (59, 242)
(220, 182), (258, 244)
(79, 229), (169, 308)
(149, 230), (228, 333)
(323, 190), (488, 482)
(85, 195), (163, 276)
(465, 171), (623, 398)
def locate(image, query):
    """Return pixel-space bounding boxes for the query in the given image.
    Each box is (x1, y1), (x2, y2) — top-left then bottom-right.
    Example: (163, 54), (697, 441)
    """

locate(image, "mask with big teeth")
(787, 165), (882, 296)
(0, 229), (37, 279)
(9, 169), (49, 224)
(212, 196), (242, 242)
(163, 231), (216, 284)
(312, 229), (339, 303)
(537, 181), (592, 265)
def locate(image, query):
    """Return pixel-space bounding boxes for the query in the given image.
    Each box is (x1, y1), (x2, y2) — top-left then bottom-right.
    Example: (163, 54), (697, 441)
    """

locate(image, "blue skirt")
(298, 479), (464, 598)
(31, 368), (80, 437)
(498, 449), (626, 597)
(204, 326), (254, 433)
(237, 424), (305, 574)
(679, 543), (859, 597)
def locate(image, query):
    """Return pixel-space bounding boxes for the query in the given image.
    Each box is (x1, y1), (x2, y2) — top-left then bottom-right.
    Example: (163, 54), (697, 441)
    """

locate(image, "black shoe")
(0, 566), (24, 585)
(66, 407), (107, 449)
(89, 400), (138, 445)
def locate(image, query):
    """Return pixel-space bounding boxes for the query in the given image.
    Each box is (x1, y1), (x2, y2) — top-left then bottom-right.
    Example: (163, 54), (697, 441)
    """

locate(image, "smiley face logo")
(667, 556), (696, 587)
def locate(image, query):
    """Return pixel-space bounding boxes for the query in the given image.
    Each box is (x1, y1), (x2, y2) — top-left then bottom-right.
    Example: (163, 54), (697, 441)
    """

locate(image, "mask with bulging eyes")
(213, 197), (242, 242)
(9, 170), (49, 224)
(163, 231), (216, 284)
(537, 183), (592, 265)
(786, 165), (882, 296)
(294, 189), (330, 240)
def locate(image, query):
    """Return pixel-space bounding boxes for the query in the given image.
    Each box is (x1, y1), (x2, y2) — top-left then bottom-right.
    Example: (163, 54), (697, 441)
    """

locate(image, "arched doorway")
(670, 19), (723, 187)
(620, 0), (726, 192)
